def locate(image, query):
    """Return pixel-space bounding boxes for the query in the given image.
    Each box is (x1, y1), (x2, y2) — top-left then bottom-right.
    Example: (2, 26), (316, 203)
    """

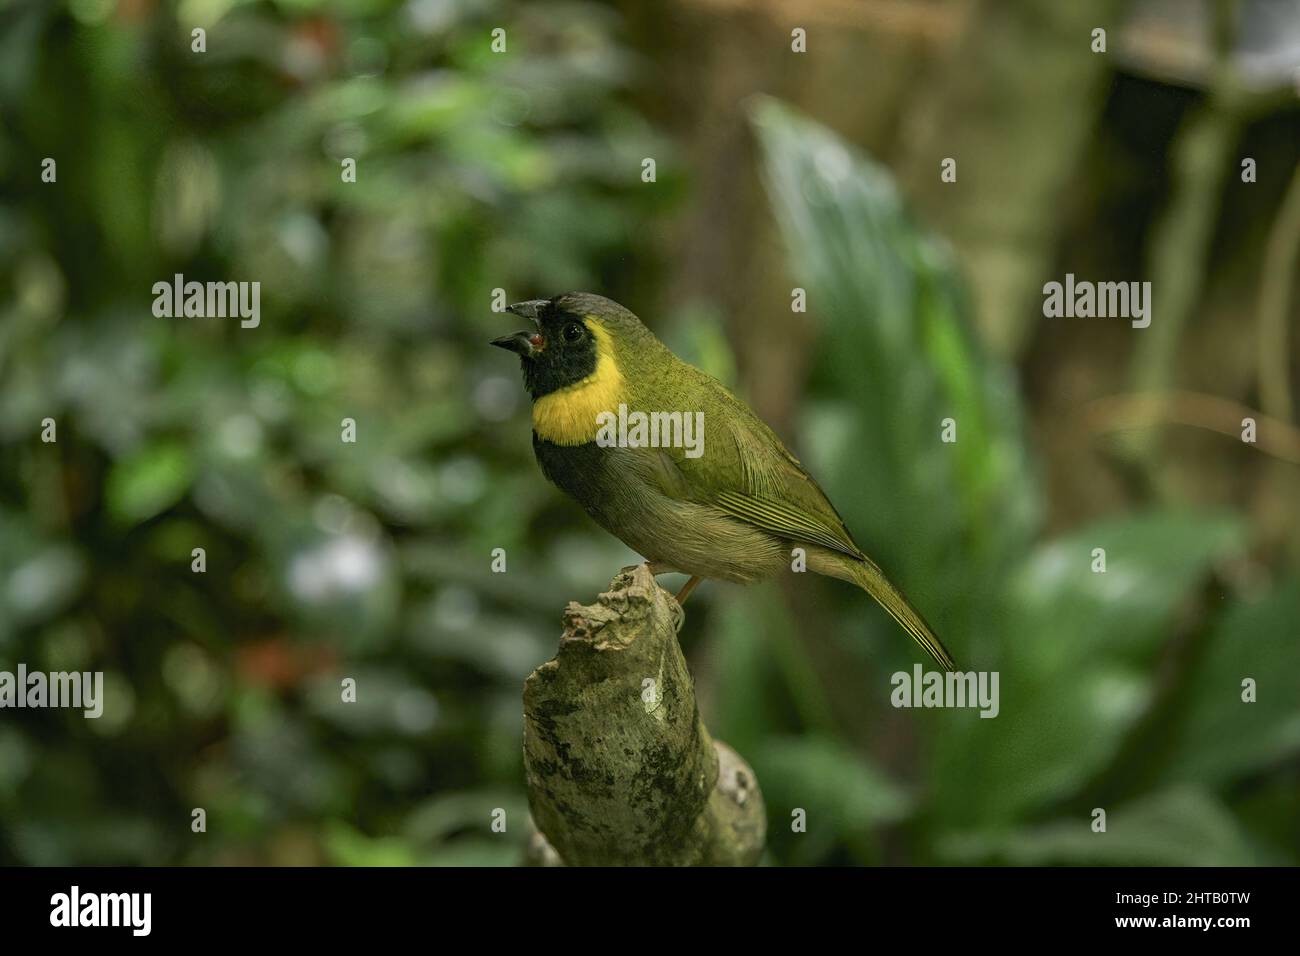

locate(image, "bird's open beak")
(491, 300), (549, 355)
(490, 330), (540, 355)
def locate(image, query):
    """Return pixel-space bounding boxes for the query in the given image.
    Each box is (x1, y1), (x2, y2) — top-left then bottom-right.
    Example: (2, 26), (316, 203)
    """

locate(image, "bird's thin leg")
(675, 576), (702, 605)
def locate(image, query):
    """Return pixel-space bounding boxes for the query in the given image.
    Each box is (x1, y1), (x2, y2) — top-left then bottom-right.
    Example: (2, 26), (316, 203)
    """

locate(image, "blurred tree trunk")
(900, 0), (1128, 357)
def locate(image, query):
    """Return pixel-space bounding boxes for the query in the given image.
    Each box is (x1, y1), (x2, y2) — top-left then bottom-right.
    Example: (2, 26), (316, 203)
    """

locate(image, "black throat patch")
(522, 330), (598, 399)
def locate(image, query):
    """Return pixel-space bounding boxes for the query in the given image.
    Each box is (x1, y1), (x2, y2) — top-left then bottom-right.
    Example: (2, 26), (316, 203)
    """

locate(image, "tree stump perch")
(522, 564), (766, 866)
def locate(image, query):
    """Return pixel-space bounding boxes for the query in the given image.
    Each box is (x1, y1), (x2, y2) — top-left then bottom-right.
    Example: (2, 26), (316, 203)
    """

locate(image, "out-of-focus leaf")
(421, 838), (522, 867)
(403, 791), (530, 846)
(1, 539), (84, 633)
(1154, 578), (1300, 788)
(106, 442), (194, 524)
(708, 588), (802, 760)
(709, 579), (848, 759)
(755, 734), (911, 865)
(751, 96), (1040, 613)
(929, 510), (1246, 826)
(759, 735), (911, 824)
(939, 787), (1278, 866)
(304, 669), (438, 736)
(325, 822), (419, 867)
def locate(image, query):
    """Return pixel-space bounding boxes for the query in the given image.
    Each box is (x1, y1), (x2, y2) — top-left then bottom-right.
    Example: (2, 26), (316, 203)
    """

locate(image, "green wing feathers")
(713, 490), (863, 560)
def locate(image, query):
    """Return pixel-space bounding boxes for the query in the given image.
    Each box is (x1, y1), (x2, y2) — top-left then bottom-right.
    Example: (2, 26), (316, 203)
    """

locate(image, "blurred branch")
(1127, 102), (1240, 399)
(1129, 2), (1242, 400)
(522, 565), (766, 866)
(1123, 1), (1271, 473)
(1256, 161), (1300, 423)
(1083, 390), (1300, 465)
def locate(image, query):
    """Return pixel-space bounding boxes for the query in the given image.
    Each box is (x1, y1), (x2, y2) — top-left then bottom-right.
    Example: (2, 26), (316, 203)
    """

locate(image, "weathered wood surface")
(523, 564), (765, 866)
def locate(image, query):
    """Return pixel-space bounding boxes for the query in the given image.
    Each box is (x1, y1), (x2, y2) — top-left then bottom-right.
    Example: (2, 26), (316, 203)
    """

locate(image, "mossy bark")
(522, 564), (765, 866)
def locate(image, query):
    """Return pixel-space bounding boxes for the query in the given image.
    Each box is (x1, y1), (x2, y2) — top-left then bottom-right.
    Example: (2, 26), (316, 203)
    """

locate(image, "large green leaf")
(929, 510), (1246, 826)
(755, 735), (912, 865)
(751, 96), (1039, 613)
(1153, 578), (1300, 789)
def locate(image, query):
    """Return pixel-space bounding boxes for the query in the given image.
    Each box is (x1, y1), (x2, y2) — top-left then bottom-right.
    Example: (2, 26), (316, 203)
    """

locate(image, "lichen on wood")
(522, 564), (765, 866)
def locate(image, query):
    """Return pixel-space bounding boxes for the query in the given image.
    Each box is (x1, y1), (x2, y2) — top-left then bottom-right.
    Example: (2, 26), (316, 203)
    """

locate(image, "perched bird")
(491, 292), (955, 672)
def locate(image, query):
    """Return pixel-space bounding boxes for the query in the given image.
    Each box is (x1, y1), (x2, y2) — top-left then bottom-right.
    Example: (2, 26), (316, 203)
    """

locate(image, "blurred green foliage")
(1, 0), (669, 866)
(730, 100), (1300, 866)
(0, 1), (1296, 867)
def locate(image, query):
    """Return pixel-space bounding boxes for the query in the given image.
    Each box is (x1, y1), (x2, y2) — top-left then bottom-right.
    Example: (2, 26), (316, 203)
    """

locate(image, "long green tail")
(852, 558), (956, 672)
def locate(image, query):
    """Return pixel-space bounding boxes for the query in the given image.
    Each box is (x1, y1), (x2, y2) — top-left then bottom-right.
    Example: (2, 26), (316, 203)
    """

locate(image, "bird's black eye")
(562, 321), (585, 344)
